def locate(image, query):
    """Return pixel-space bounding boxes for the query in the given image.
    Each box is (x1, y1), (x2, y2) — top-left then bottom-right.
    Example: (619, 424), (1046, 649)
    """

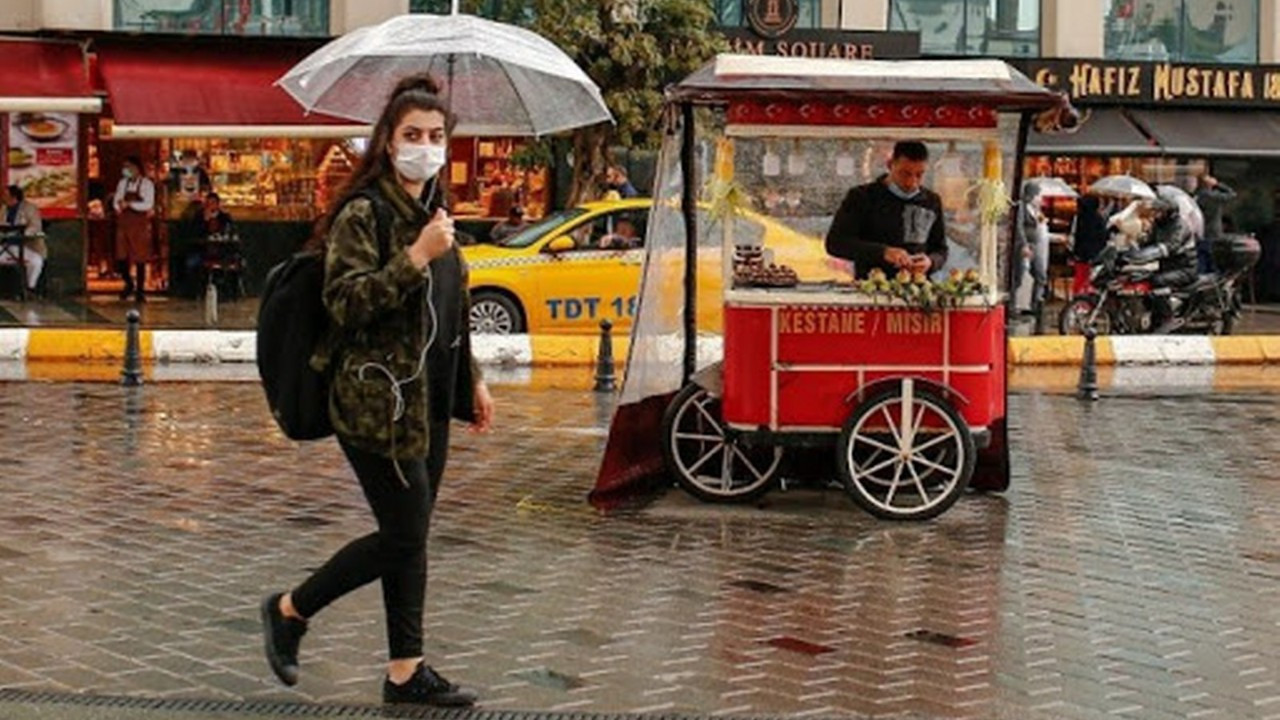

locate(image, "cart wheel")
(661, 383), (782, 503)
(837, 380), (975, 521)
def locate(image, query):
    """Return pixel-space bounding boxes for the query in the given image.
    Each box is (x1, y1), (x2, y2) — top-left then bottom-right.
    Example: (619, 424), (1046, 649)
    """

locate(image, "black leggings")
(290, 423), (449, 659)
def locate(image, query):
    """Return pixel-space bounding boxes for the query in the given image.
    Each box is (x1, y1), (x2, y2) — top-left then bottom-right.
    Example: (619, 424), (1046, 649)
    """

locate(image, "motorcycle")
(1059, 234), (1260, 336)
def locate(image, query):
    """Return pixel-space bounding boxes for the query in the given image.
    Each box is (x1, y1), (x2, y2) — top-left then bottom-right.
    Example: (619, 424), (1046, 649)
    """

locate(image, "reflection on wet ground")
(0, 383), (1276, 719)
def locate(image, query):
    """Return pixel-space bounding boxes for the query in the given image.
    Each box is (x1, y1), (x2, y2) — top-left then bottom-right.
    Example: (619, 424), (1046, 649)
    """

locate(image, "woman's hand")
(469, 381), (494, 434)
(408, 209), (454, 269)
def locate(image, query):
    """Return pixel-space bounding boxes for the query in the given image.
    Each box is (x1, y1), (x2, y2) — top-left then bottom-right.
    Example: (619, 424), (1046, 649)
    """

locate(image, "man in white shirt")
(113, 155), (155, 302)
(1, 185), (45, 293)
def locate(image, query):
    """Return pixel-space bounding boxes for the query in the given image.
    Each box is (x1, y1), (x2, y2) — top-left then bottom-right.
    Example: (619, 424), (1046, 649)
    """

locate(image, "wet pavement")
(4, 295), (1280, 335)
(0, 382), (1278, 720)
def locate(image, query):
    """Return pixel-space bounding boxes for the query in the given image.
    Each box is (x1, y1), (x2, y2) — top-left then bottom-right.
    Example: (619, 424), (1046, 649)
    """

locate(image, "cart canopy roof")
(669, 55), (1062, 111)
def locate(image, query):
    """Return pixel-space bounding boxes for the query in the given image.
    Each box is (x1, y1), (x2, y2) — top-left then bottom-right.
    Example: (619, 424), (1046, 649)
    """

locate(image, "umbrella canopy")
(1089, 174), (1156, 200)
(1155, 184), (1205, 239)
(1024, 177), (1078, 199)
(277, 13), (612, 137)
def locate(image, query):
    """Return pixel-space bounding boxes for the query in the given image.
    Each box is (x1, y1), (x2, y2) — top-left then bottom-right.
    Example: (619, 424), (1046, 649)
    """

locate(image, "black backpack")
(257, 188), (393, 441)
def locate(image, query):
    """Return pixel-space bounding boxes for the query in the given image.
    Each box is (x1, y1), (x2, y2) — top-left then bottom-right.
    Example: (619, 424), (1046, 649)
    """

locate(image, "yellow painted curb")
(1007, 336), (1114, 366)
(1259, 336), (1280, 363)
(530, 335), (630, 367)
(1209, 336), (1266, 364)
(26, 361), (155, 383)
(26, 329), (154, 362)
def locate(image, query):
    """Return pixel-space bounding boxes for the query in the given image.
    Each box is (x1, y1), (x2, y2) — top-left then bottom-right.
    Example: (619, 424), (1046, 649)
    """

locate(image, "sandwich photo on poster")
(7, 112), (78, 219)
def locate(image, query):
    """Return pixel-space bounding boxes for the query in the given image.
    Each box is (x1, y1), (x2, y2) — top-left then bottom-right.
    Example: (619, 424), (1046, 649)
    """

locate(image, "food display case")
(166, 138), (358, 221)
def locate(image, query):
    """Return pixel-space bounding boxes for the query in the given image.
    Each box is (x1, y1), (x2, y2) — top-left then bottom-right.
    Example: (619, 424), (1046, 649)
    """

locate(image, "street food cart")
(595, 55), (1074, 520)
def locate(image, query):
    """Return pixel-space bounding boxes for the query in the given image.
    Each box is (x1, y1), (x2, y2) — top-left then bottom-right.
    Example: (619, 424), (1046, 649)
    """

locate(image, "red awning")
(0, 37), (100, 112)
(96, 41), (366, 137)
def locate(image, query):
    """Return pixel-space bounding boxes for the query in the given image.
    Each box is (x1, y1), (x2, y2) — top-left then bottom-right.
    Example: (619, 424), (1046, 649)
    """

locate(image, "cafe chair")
(202, 236), (246, 301)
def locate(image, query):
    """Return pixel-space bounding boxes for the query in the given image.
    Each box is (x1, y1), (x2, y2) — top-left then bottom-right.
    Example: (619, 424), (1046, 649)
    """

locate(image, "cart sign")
(7, 112), (78, 219)
(779, 307), (944, 336)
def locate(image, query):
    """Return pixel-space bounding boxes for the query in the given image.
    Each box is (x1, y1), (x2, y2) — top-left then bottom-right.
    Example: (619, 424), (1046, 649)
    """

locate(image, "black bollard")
(594, 319), (617, 393)
(121, 309), (143, 387)
(1076, 326), (1099, 401)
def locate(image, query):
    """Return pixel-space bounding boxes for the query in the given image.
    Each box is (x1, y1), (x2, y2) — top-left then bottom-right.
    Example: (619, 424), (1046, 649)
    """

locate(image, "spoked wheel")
(837, 380), (975, 521)
(661, 383), (782, 503)
(1059, 295), (1110, 335)
(469, 291), (523, 335)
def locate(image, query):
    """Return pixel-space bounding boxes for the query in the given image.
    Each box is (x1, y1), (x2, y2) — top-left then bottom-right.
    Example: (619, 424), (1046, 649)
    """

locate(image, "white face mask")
(392, 143), (446, 182)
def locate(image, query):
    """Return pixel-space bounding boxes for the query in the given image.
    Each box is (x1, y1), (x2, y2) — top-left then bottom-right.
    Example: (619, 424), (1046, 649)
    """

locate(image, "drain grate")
(0, 689), (488, 719)
(0, 688), (924, 720)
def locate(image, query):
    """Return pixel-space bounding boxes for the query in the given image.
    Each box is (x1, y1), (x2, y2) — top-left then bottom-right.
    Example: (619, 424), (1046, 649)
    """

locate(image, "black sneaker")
(260, 593), (306, 686)
(383, 663), (477, 707)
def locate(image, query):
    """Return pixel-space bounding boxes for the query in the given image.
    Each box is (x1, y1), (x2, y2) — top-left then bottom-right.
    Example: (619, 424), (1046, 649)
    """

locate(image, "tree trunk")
(568, 124), (611, 206)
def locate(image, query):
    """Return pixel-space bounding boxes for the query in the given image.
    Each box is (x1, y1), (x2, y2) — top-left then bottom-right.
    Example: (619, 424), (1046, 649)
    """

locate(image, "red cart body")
(723, 302), (1006, 434)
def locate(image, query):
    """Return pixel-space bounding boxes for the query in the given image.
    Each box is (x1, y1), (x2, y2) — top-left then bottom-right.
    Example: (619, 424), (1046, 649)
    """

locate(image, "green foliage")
(518, 0), (726, 151)
(509, 141), (553, 171)
(414, 0), (726, 202)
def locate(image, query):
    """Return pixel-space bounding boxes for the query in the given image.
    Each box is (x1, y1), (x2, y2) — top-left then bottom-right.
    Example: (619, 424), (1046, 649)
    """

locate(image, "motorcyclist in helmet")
(1132, 197), (1198, 329)
(1145, 198), (1198, 286)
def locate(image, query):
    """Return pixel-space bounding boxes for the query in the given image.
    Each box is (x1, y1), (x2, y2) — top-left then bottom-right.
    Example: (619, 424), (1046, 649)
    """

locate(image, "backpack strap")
(352, 186), (394, 269)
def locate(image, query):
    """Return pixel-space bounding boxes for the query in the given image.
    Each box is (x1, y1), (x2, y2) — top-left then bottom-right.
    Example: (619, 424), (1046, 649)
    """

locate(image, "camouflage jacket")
(317, 176), (480, 460)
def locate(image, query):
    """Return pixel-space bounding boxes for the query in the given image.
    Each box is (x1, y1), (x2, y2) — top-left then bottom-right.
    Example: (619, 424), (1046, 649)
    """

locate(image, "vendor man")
(825, 141), (947, 278)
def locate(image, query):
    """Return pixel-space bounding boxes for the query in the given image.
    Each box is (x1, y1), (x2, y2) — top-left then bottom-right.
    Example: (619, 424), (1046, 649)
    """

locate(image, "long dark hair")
(311, 73), (455, 249)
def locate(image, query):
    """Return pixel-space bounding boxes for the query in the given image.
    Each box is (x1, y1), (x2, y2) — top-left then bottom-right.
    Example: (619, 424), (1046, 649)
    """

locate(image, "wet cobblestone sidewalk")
(0, 383), (1277, 719)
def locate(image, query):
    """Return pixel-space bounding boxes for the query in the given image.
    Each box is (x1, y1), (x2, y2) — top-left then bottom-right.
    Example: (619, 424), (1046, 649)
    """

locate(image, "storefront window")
(715, 0), (832, 28)
(889, 0), (1040, 57)
(447, 137), (550, 220)
(1104, 0), (1258, 63)
(113, 0), (329, 36)
(161, 137), (358, 222)
(409, 0), (531, 20)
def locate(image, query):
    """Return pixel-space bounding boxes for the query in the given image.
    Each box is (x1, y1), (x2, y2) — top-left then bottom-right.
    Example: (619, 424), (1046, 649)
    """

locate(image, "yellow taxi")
(463, 198), (831, 334)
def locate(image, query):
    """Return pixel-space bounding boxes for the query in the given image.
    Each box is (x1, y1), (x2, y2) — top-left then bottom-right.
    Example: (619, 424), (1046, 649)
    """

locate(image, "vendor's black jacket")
(825, 175), (948, 278)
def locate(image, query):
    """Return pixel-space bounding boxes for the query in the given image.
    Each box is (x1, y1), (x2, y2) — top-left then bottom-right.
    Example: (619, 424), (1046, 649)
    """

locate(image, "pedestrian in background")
(489, 205), (527, 241)
(259, 73), (494, 707)
(1069, 194), (1109, 296)
(1193, 173), (1236, 274)
(603, 164), (638, 199)
(1, 185), (46, 293)
(112, 155), (155, 303)
(1014, 188), (1049, 315)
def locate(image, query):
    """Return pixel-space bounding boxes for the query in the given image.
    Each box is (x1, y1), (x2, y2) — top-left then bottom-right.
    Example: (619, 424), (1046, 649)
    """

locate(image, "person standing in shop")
(113, 156), (155, 302)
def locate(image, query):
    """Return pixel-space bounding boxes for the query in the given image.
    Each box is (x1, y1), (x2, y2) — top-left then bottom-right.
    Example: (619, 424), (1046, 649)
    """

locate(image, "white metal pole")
(451, 0), (460, 14)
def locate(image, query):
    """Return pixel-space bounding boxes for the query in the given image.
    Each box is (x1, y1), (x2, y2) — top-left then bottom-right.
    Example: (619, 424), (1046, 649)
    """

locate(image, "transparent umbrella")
(277, 13), (613, 137)
(1023, 177), (1078, 199)
(1156, 184), (1205, 239)
(1089, 174), (1156, 200)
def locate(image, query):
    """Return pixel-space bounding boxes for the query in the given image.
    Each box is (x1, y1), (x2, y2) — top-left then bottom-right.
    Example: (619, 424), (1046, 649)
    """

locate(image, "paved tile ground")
(3, 294), (1280, 334)
(0, 383), (1278, 719)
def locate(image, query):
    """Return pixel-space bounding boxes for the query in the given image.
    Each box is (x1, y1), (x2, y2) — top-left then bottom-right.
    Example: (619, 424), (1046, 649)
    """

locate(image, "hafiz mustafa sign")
(1014, 58), (1280, 106)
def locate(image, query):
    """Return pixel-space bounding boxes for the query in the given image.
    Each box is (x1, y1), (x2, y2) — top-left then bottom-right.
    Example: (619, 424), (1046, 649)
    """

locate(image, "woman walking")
(260, 74), (494, 706)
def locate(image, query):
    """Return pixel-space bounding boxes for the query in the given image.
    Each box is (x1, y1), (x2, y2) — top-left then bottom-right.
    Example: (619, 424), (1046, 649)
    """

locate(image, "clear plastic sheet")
(619, 112), (1021, 407)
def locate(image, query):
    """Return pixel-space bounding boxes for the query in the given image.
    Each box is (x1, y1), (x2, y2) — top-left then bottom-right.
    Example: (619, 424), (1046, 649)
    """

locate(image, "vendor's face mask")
(392, 142), (446, 183)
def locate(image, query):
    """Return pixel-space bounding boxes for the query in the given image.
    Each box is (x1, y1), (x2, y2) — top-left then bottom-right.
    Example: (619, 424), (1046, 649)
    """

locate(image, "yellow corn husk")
(704, 176), (753, 222)
(970, 178), (1011, 226)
